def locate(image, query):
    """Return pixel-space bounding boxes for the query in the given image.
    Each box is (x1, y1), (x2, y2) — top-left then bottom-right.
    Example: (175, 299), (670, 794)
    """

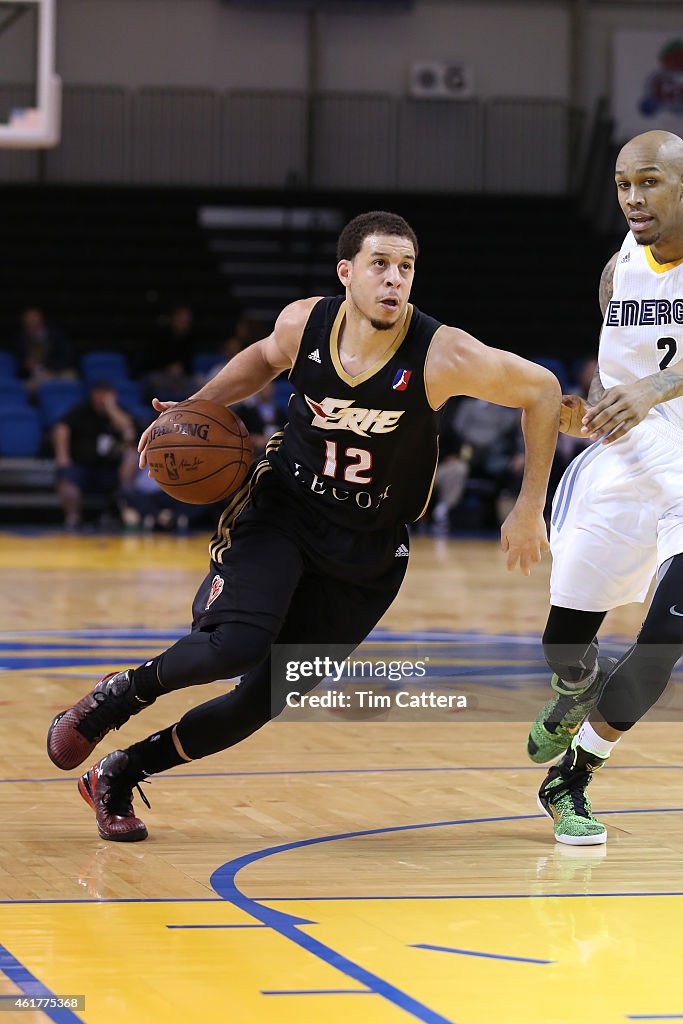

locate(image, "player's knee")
(542, 639), (598, 683)
(598, 654), (671, 729)
(637, 619), (683, 652)
(205, 621), (274, 678)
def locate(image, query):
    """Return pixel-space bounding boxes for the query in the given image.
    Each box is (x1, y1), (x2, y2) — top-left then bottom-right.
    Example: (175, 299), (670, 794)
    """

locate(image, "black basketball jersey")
(267, 296), (442, 531)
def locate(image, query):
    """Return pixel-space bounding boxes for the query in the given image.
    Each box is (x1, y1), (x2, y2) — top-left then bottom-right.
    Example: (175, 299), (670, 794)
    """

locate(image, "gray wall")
(1, 0), (679, 192)
(3, 1), (683, 110)
(6, 0), (571, 97)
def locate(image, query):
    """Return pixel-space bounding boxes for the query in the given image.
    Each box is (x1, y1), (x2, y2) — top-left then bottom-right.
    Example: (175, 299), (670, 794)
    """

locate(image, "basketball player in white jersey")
(529, 131), (683, 845)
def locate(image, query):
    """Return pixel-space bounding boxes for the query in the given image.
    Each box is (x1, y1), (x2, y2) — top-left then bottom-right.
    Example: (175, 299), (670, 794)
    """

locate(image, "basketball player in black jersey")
(47, 211), (561, 841)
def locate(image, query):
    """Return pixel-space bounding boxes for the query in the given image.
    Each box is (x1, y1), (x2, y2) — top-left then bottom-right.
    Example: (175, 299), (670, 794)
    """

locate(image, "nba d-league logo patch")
(392, 368), (411, 391)
(206, 574), (224, 609)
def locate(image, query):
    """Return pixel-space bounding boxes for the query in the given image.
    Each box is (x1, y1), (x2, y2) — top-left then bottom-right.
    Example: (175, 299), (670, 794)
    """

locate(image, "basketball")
(145, 399), (252, 504)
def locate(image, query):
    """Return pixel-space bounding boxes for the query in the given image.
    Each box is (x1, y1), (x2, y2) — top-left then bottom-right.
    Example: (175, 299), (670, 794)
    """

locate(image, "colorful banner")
(613, 29), (683, 141)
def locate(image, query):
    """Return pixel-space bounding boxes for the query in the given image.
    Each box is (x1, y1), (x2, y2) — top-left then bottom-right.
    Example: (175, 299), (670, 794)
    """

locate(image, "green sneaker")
(537, 742), (607, 846)
(527, 656), (617, 764)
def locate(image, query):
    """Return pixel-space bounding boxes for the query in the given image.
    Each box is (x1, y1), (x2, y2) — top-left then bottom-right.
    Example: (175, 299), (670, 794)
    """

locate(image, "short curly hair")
(336, 211), (419, 261)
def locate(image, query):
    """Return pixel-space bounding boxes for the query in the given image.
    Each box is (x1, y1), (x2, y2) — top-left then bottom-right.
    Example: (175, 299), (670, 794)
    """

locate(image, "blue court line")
(1, 657), (165, 669)
(15, 626), (611, 641)
(0, 642), (167, 651)
(210, 807), (683, 1024)
(166, 923), (268, 929)
(0, 944), (84, 1024)
(261, 988), (373, 995)
(0, 626), (184, 634)
(3, 886), (683, 908)
(3, 765), (683, 785)
(411, 943), (553, 965)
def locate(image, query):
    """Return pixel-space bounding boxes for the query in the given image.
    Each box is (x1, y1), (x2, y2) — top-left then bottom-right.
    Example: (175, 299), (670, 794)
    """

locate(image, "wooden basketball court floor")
(0, 528), (682, 1024)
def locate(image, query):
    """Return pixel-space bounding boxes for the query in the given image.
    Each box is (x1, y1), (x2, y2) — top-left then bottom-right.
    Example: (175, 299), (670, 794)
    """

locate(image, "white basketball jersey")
(599, 230), (683, 436)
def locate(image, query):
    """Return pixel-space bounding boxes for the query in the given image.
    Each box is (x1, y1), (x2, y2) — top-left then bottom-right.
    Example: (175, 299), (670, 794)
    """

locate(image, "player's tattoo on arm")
(586, 253), (618, 409)
(648, 367), (683, 404)
(598, 252), (619, 317)
(587, 366), (605, 406)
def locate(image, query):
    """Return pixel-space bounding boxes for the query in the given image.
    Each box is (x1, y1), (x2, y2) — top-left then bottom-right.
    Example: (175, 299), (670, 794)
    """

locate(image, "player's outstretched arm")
(426, 327), (561, 576)
(138, 297), (320, 468)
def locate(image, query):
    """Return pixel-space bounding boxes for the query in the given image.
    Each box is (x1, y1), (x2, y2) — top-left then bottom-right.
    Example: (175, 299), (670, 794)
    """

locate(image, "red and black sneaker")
(78, 750), (150, 842)
(47, 670), (151, 771)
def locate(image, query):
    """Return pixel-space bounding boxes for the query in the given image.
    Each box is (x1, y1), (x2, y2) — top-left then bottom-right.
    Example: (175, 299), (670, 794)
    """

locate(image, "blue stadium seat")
(531, 357), (570, 392)
(0, 380), (30, 406)
(114, 379), (143, 406)
(81, 351), (130, 385)
(192, 352), (220, 377)
(37, 379), (85, 427)
(0, 351), (18, 378)
(274, 378), (294, 409)
(0, 405), (43, 457)
(115, 379), (153, 426)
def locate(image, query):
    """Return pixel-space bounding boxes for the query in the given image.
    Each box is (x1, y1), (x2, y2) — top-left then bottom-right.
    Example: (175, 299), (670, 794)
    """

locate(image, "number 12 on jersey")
(322, 440), (373, 484)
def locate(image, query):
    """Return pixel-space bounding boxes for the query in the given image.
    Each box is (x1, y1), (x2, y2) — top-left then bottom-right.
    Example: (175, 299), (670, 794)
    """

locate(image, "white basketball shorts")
(549, 415), (683, 611)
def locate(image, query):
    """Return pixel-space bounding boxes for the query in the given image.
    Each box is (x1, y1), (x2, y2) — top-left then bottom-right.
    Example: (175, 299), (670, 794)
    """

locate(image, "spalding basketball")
(146, 399), (252, 504)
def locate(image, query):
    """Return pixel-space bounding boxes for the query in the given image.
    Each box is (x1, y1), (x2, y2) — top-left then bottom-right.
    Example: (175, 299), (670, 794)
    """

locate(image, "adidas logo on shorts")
(394, 544), (409, 557)
(308, 348), (321, 363)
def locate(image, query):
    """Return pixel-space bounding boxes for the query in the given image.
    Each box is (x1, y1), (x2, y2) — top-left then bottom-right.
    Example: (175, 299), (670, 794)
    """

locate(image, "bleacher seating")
(36, 379), (85, 427)
(81, 351), (131, 385)
(114, 379), (153, 426)
(0, 406), (43, 457)
(192, 352), (221, 377)
(274, 378), (294, 409)
(531, 356), (572, 392)
(0, 352), (17, 377)
(0, 380), (30, 406)
(0, 186), (612, 523)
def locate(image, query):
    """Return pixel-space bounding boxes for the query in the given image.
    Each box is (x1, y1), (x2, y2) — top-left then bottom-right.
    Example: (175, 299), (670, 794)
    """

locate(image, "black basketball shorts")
(190, 466), (410, 645)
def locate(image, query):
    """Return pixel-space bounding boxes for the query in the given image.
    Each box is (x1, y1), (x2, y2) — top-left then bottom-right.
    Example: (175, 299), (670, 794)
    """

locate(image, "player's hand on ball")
(559, 394), (588, 437)
(138, 398), (178, 469)
(500, 504), (549, 577)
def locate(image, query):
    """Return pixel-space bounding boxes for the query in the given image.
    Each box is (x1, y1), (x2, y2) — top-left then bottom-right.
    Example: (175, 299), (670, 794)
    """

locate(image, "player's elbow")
(518, 368), (561, 415)
(522, 367), (562, 410)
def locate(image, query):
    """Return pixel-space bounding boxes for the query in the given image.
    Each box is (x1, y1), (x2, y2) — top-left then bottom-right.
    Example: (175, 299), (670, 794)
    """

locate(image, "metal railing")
(0, 84), (580, 194)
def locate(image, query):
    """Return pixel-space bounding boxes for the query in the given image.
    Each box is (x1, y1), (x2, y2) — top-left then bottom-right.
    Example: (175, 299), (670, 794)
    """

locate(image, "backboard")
(0, 0), (60, 148)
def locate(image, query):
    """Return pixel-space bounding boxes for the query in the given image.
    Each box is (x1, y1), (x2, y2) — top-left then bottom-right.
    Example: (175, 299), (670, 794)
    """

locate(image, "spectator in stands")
(433, 396), (524, 531)
(52, 381), (138, 530)
(233, 316), (268, 348)
(233, 381), (288, 460)
(201, 334), (245, 384)
(118, 467), (205, 533)
(140, 304), (197, 403)
(12, 306), (76, 391)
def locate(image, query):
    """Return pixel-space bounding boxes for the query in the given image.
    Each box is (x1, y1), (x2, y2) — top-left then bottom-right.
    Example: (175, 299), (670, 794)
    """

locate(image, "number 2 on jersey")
(322, 440), (373, 483)
(657, 337), (678, 370)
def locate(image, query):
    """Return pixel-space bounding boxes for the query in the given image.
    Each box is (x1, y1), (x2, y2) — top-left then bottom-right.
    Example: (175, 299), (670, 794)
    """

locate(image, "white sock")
(576, 720), (620, 759)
